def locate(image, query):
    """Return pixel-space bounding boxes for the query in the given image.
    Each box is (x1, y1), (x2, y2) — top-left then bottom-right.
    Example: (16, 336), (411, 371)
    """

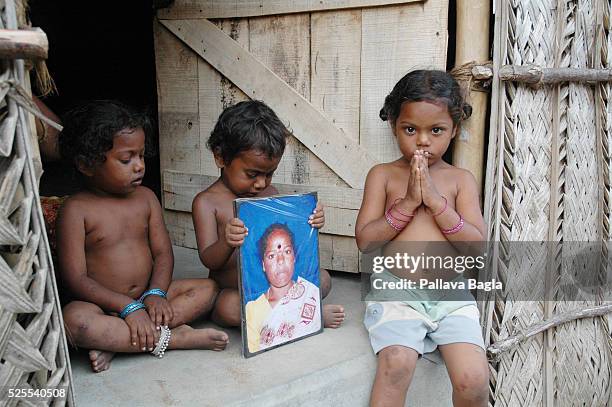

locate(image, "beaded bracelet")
(139, 288), (167, 303)
(120, 301), (146, 319)
(441, 215), (464, 235)
(431, 196), (448, 217)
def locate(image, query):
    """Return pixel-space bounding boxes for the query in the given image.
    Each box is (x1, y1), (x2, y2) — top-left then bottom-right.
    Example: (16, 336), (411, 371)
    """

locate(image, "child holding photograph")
(192, 100), (345, 331)
(355, 70), (489, 406)
(57, 101), (229, 373)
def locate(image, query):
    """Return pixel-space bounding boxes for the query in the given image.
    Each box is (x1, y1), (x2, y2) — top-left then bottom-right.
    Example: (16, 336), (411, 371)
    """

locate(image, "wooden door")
(154, 0), (448, 272)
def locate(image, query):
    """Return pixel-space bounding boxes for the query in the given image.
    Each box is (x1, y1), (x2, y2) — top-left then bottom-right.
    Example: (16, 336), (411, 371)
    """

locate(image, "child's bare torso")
(202, 180), (276, 289)
(70, 188), (153, 299)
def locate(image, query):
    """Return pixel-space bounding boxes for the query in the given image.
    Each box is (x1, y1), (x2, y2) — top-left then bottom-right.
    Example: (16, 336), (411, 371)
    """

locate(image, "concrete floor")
(70, 246), (452, 406)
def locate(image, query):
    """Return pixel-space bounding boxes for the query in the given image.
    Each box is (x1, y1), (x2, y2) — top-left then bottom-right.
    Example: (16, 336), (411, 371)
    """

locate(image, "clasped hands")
(398, 150), (446, 215)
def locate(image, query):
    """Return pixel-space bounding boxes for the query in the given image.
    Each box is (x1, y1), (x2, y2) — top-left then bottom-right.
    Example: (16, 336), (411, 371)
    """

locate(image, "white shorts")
(364, 301), (485, 355)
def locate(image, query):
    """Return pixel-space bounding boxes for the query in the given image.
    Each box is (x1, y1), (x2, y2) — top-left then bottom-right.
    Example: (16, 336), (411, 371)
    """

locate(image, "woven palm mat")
(0, 0), (73, 405)
(484, 0), (612, 406)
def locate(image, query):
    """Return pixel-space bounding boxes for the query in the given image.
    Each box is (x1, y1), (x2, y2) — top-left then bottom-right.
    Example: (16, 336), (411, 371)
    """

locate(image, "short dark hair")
(258, 223), (296, 260)
(379, 70), (472, 126)
(59, 100), (153, 171)
(207, 100), (290, 164)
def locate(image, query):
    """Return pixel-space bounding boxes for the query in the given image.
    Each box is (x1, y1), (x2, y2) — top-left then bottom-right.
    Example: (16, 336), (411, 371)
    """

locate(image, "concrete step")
(70, 247), (452, 406)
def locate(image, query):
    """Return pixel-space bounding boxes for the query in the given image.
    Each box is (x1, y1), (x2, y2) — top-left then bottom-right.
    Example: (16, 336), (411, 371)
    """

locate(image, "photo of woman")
(234, 193), (323, 357)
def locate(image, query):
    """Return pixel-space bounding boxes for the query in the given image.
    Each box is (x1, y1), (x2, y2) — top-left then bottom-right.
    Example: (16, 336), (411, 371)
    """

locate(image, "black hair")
(258, 223), (296, 261)
(59, 100), (154, 171)
(379, 70), (472, 126)
(207, 100), (290, 164)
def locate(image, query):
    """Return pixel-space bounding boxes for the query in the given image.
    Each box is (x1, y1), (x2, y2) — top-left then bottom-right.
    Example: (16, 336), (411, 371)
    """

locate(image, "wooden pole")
(471, 64), (612, 84)
(499, 65), (612, 84)
(0, 28), (48, 60)
(487, 303), (612, 358)
(452, 0), (490, 193)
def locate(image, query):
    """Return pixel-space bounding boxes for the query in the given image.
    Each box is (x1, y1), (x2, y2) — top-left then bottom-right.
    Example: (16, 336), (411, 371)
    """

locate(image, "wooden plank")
(247, 14), (346, 187)
(164, 210), (198, 249)
(248, 14), (315, 186)
(360, 1), (448, 162)
(198, 19), (250, 176)
(319, 234), (360, 273)
(322, 206), (358, 236)
(331, 234), (360, 272)
(307, 9), (361, 188)
(162, 170), (360, 236)
(197, 56), (224, 176)
(163, 170), (363, 210)
(158, 0), (423, 20)
(153, 20), (200, 174)
(310, 8), (362, 153)
(160, 18), (377, 189)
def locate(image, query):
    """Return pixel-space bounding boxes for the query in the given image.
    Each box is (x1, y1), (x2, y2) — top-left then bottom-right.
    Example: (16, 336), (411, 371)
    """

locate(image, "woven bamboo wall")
(0, 0), (74, 405)
(484, 0), (612, 405)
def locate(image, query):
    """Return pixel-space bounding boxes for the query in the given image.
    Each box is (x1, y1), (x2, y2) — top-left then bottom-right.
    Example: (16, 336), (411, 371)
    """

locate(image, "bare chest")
(84, 200), (150, 248)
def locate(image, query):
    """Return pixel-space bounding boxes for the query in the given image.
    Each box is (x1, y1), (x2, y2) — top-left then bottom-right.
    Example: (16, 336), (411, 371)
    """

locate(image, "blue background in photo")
(237, 193), (320, 304)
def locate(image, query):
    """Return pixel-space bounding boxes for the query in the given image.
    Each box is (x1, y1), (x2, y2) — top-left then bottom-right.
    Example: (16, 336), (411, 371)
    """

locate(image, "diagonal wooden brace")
(161, 18), (377, 189)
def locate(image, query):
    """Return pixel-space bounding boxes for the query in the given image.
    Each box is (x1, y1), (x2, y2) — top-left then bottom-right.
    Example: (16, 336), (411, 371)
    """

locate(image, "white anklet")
(151, 325), (171, 358)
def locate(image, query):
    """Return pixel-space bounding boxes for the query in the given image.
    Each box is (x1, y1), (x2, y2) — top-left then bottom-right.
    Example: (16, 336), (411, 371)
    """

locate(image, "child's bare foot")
(323, 304), (345, 328)
(170, 325), (229, 351)
(89, 350), (115, 373)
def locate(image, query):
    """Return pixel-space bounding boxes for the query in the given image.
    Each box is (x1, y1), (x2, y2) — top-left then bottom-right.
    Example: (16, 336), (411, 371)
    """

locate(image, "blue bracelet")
(139, 288), (167, 303)
(120, 301), (146, 319)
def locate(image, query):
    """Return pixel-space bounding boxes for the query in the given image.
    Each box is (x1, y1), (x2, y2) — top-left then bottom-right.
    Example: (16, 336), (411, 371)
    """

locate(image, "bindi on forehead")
(265, 233), (291, 251)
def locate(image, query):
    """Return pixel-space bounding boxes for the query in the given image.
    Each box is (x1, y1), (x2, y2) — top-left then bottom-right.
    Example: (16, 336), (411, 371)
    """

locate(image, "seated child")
(56, 101), (228, 373)
(355, 70), (489, 406)
(192, 100), (345, 330)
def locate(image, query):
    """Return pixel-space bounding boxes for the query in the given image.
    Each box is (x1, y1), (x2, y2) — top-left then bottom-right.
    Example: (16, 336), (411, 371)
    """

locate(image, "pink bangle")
(389, 207), (413, 222)
(441, 215), (464, 235)
(386, 209), (408, 223)
(392, 199), (416, 218)
(431, 196), (448, 217)
(385, 211), (406, 231)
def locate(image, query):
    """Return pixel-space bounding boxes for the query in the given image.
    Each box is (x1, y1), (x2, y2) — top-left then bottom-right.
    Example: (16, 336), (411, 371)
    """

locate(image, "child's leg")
(63, 301), (154, 350)
(211, 288), (241, 327)
(165, 279), (229, 350)
(427, 304), (488, 406)
(439, 343), (489, 407)
(63, 299), (229, 373)
(319, 268), (345, 328)
(166, 278), (219, 327)
(370, 345), (419, 407)
(63, 301), (121, 372)
(320, 268), (332, 297)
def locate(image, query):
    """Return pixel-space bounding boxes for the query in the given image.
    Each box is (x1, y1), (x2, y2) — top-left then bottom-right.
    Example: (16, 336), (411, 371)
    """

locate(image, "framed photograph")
(234, 192), (323, 358)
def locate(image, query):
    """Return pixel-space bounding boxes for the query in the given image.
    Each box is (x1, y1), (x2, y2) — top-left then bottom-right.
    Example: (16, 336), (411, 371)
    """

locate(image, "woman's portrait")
(235, 193), (323, 357)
